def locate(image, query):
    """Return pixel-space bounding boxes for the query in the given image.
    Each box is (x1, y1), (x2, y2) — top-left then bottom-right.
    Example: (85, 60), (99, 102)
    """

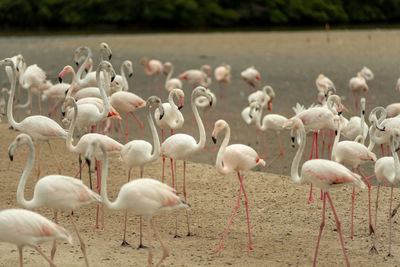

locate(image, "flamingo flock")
(0, 40), (399, 267)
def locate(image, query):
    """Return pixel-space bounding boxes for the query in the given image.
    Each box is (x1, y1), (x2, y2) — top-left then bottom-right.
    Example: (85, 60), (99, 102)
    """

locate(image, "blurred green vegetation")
(1, 0), (400, 31)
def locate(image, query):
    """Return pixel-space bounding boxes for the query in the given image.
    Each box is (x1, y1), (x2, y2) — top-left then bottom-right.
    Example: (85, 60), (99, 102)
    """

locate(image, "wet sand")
(0, 30), (400, 266)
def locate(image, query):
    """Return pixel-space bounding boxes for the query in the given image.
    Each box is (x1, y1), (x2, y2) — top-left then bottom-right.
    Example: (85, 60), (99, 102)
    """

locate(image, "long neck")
(166, 64), (173, 83)
(98, 69), (110, 118)
(148, 106), (160, 161)
(368, 121), (387, 150)
(76, 48), (92, 86)
(19, 62), (28, 88)
(256, 110), (267, 131)
(191, 92), (206, 150)
(66, 100), (78, 153)
(6, 63), (21, 130)
(100, 144), (119, 209)
(358, 106), (366, 144)
(216, 125), (231, 175)
(168, 90), (181, 127)
(290, 123), (306, 184)
(16, 138), (37, 209)
(15, 85), (31, 109)
(331, 124), (342, 162)
(121, 62), (128, 91)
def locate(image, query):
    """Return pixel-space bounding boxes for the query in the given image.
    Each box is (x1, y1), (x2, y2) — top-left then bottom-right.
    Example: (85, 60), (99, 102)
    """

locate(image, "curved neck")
(391, 135), (400, 179)
(65, 68), (77, 100)
(291, 122), (306, 184)
(19, 62), (28, 88)
(121, 62), (129, 91)
(331, 123), (342, 161)
(368, 121), (387, 149)
(66, 99), (78, 153)
(359, 105), (366, 144)
(6, 63), (21, 130)
(216, 125), (231, 175)
(166, 64), (173, 82)
(76, 48), (92, 86)
(97, 68), (110, 118)
(147, 105), (160, 161)
(191, 91), (206, 150)
(100, 143), (119, 209)
(16, 138), (37, 209)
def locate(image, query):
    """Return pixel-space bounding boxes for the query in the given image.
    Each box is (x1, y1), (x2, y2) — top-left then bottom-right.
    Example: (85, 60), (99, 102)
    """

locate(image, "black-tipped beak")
(250, 82), (255, 88)
(178, 105), (183, 110)
(85, 157), (91, 166)
(212, 136), (217, 144)
(249, 114), (253, 119)
(291, 136), (295, 148)
(16, 67), (19, 72)
(111, 75), (116, 82)
(335, 130), (338, 135)
(109, 54), (112, 60)
(58, 77), (62, 83)
(85, 68), (88, 74)
(8, 153), (13, 161)
(209, 100), (213, 106)
(362, 110), (365, 115)
(65, 88), (69, 95)
(61, 111), (65, 117)
(376, 125), (385, 132)
(129, 73), (133, 78)
(396, 146), (400, 153)
(159, 113), (164, 120)
(338, 111), (342, 115)
(75, 62), (79, 66)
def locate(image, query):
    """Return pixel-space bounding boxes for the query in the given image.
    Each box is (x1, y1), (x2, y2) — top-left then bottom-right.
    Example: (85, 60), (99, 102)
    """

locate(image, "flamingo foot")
(346, 235), (354, 241)
(309, 196), (317, 202)
(174, 234), (182, 238)
(369, 246), (378, 254)
(387, 253), (394, 258)
(210, 146), (217, 151)
(263, 153), (269, 159)
(214, 246), (223, 253)
(187, 232), (194, 237)
(121, 241), (130, 247)
(369, 224), (375, 235)
(137, 244), (147, 250)
(242, 246), (254, 252)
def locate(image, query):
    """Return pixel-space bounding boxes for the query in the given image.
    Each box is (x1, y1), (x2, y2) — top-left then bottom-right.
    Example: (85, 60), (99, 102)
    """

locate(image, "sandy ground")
(0, 31), (400, 266)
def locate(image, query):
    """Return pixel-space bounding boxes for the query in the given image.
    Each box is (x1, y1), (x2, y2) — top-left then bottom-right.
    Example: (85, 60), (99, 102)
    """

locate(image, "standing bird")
(241, 66), (261, 91)
(349, 72), (369, 111)
(86, 141), (190, 267)
(0, 208), (72, 267)
(341, 98), (368, 141)
(370, 131), (400, 256)
(315, 74), (335, 94)
(214, 64), (231, 99)
(161, 86), (212, 237)
(178, 65), (212, 90)
(212, 119), (265, 252)
(8, 133), (102, 267)
(140, 57), (163, 93)
(248, 85), (275, 111)
(119, 96), (164, 248)
(284, 117), (365, 267)
(109, 60), (134, 94)
(163, 62), (182, 92)
(154, 88), (184, 182)
(2, 58), (66, 179)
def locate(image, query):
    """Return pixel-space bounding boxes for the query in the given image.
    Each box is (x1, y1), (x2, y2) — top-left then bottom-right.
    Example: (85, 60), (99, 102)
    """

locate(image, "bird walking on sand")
(2, 58), (66, 180)
(9, 133), (102, 267)
(0, 208), (72, 267)
(370, 131), (400, 256)
(161, 86), (212, 237)
(283, 117), (365, 267)
(212, 119), (266, 252)
(140, 57), (163, 93)
(86, 141), (190, 267)
(119, 96), (164, 248)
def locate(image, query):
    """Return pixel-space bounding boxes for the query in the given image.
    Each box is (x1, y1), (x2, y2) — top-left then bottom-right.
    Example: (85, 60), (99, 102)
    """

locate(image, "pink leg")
(320, 129), (325, 158)
(308, 133), (317, 201)
(125, 113), (129, 143)
(130, 112), (143, 139)
(183, 161), (192, 236)
(121, 169), (131, 247)
(348, 186), (355, 240)
(387, 145), (391, 156)
(262, 131), (268, 159)
(118, 118), (124, 143)
(326, 192), (350, 267)
(238, 173), (253, 251)
(34, 246), (57, 267)
(36, 144), (41, 180)
(170, 158), (179, 238)
(70, 214), (90, 267)
(388, 185), (394, 257)
(38, 93), (42, 115)
(19, 248), (23, 267)
(50, 212), (58, 265)
(356, 168), (373, 234)
(381, 144), (385, 157)
(150, 220), (170, 267)
(215, 183), (242, 252)
(370, 184), (380, 254)
(138, 168), (146, 248)
(313, 191), (326, 267)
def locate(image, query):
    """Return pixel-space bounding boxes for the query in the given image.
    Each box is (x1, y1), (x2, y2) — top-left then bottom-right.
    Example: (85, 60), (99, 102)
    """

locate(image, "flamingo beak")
(58, 69), (66, 83)
(159, 112), (164, 120)
(337, 104), (343, 116)
(75, 61), (79, 66)
(8, 152), (13, 161)
(129, 72), (133, 78)
(212, 136), (217, 144)
(291, 136), (295, 148)
(178, 97), (184, 110)
(108, 110), (121, 119)
(109, 54), (112, 60)
(111, 74), (116, 82)
(267, 100), (272, 111)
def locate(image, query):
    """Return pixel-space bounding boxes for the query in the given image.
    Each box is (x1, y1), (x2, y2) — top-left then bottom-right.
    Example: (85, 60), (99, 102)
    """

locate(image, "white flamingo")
(163, 62), (182, 92)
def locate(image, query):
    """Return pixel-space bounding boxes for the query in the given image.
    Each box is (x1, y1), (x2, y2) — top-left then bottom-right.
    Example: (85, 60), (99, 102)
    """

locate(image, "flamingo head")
(140, 57), (149, 66)
(99, 42), (112, 60)
(0, 58), (14, 69)
(8, 133), (32, 161)
(211, 119), (228, 144)
(58, 65), (73, 83)
(84, 58), (93, 74)
(163, 62), (171, 75)
(147, 96), (164, 120)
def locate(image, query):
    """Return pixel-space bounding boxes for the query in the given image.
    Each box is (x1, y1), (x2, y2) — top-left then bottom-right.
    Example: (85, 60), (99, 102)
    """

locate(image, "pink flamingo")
(65, 96), (123, 230)
(2, 58), (66, 179)
(119, 96), (164, 248)
(385, 102), (400, 118)
(284, 117), (365, 267)
(140, 57), (163, 92)
(195, 90), (217, 149)
(110, 91), (146, 143)
(331, 116), (376, 239)
(41, 83), (70, 119)
(250, 102), (288, 172)
(349, 72), (369, 110)
(214, 64), (231, 99)
(248, 85), (275, 111)
(161, 86), (212, 237)
(8, 133), (102, 266)
(341, 98), (368, 141)
(371, 131), (400, 256)
(315, 74), (335, 94)
(154, 88), (184, 183)
(212, 119), (266, 252)
(87, 141), (190, 267)
(5, 54), (23, 104)
(0, 208), (72, 267)
(241, 66), (260, 91)
(163, 62), (182, 92)
(178, 65), (212, 90)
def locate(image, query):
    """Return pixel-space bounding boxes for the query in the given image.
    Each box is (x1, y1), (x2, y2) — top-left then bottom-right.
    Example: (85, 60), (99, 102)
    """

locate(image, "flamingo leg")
(50, 211), (58, 266)
(125, 112), (129, 144)
(308, 133), (317, 202)
(118, 118), (124, 143)
(147, 219), (153, 267)
(370, 184), (380, 254)
(161, 129), (165, 183)
(19, 248), (23, 267)
(34, 246), (57, 267)
(356, 168), (373, 234)
(130, 112), (143, 139)
(70, 214), (89, 267)
(348, 186), (355, 240)
(121, 169), (131, 247)
(35, 143), (41, 180)
(262, 131), (268, 159)
(313, 191), (326, 267)
(215, 182), (242, 252)
(266, 133), (284, 172)
(47, 141), (61, 174)
(170, 158), (179, 238)
(138, 167), (146, 249)
(326, 192), (350, 267)
(238, 173), (253, 251)
(183, 160), (192, 236)
(38, 93), (42, 115)
(150, 220), (169, 267)
(388, 185), (394, 257)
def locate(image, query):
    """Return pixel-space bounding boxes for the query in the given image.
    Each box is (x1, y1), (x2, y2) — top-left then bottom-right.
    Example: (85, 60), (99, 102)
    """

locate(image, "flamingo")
(360, 66), (374, 81)
(349, 72), (369, 110)
(195, 90), (217, 145)
(140, 57), (163, 92)
(106, 60), (133, 94)
(86, 141), (190, 267)
(178, 65), (212, 90)
(0, 208), (72, 267)
(248, 85), (275, 111)
(2, 58), (66, 179)
(8, 133), (102, 266)
(284, 117), (365, 267)
(250, 102), (288, 172)
(331, 116), (376, 239)
(212, 119), (266, 252)
(341, 98), (368, 141)
(161, 86), (212, 237)
(315, 74), (335, 94)
(370, 131), (400, 256)
(154, 88), (184, 182)
(0, 87), (9, 121)
(65, 97), (123, 230)
(163, 62), (182, 92)
(241, 66), (260, 91)
(119, 96), (164, 248)
(385, 102), (400, 118)
(214, 64), (231, 99)
(110, 91), (146, 143)
(41, 83), (70, 119)
(5, 54), (23, 104)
